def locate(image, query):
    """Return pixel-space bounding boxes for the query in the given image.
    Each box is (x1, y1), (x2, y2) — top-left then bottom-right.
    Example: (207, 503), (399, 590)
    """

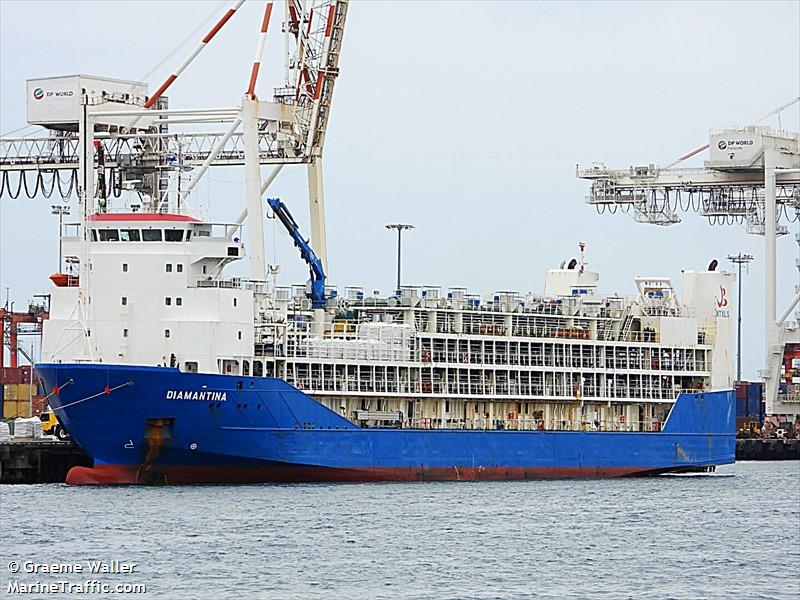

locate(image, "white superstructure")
(41, 220), (735, 432)
(43, 213), (254, 372)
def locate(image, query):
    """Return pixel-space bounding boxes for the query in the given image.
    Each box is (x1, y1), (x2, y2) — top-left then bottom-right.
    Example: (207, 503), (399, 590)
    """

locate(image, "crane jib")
(267, 197), (327, 309)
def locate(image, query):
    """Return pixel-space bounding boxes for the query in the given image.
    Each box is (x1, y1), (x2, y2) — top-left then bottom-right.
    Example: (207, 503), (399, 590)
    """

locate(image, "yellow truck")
(39, 409), (69, 440)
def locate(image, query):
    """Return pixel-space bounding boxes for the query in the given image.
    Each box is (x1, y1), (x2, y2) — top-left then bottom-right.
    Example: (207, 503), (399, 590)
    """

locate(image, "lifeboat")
(50, 273), (79, 287)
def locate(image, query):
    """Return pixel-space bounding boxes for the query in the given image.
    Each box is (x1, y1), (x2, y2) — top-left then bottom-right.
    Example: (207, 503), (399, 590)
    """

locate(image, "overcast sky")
(1, 0), (798, 379)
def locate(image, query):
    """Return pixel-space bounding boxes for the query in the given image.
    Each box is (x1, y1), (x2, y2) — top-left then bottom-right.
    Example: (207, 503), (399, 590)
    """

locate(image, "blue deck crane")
(267, 197), (327, 308)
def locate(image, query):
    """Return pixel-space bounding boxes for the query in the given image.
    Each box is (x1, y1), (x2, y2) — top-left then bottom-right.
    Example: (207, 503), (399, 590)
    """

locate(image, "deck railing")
(404, 418), (664, 433)
(288, 376), (686, 401)
(196, 278), (266, 293)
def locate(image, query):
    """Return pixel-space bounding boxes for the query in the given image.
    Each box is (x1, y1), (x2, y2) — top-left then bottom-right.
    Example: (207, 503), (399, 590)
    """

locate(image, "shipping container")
(735, 381), (748, 399)
(747, 382), (763, 402)
(747, 396), (762, 418)
(0, 367), (22, 384)
(4, 399), (17, 418)
(2, 399), (31, 419)
(1, 367), (33, 384)
(3, 383), (33, 402)
(31, 396), (46, 416)
(736, 397), (748, 418)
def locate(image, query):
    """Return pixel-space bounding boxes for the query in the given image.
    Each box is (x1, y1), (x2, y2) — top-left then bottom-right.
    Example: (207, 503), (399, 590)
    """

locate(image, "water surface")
(2, 462), (798, 599)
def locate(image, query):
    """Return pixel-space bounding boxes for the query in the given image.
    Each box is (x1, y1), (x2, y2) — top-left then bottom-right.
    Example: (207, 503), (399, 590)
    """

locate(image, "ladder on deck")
(600, 319), (614, 341)
(618, 313), (634, 341)
(617, 315), (633, 341)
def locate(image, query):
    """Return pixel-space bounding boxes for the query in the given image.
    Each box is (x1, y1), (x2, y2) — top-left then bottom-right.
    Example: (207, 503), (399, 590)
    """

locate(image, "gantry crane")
(0, 0), (348, 275)
(1, 303), (49, 369)
(577, 99), (800, 417)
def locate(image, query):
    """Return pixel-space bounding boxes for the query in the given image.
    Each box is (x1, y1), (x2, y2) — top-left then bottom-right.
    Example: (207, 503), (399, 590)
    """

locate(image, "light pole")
(51, 204), (71, 273)
(385, 224), (414, 294)
(727, 253), (754, 382)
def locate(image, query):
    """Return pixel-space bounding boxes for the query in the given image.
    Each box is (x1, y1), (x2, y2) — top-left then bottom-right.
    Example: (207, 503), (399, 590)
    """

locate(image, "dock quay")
(736, 438), (800, 461)
(0, 440), (91, 484)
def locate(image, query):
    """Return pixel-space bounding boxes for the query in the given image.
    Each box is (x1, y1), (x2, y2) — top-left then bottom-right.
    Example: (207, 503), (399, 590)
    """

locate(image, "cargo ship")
(6, 2), (735, 484)
(35, 208), (736, 484)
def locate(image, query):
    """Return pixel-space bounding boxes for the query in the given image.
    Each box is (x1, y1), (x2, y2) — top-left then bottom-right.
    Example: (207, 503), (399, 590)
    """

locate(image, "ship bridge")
(43, 209), (258, 372)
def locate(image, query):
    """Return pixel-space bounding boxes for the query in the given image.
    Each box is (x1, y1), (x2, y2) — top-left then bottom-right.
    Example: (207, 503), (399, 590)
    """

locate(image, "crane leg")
(307, 156), (328, 272)
(243, 97), (266, 280)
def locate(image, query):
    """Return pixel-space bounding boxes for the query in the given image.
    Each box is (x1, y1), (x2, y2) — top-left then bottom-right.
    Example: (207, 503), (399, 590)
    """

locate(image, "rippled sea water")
(2, 461), (798, 599)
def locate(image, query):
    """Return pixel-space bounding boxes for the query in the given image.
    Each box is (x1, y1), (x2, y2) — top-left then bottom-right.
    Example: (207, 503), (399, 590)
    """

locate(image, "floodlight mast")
(386, 224), (415, 294)
(727, 253), (754, 382)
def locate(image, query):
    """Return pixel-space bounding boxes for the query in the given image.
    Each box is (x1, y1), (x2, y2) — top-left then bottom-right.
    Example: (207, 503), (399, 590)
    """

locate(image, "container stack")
(2, 383), (33, 419)
(1, 365), (44, 419)
(735, 381), (765, 429)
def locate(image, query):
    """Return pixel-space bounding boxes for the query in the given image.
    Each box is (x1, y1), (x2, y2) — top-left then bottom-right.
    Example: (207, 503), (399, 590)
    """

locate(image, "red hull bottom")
(66, 464), (668, 485)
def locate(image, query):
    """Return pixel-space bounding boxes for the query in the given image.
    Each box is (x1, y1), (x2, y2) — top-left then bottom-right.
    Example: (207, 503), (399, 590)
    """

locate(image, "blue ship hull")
(35, 363), (736, 485)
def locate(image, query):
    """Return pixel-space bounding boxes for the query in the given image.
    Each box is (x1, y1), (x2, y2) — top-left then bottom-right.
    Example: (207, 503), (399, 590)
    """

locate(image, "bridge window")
(90, 230), (98, 241)
(98, 229), (119, 241)
(165, 230), (183, 242)
(120, 229), (140, 242)
(142, 229), (162, 242)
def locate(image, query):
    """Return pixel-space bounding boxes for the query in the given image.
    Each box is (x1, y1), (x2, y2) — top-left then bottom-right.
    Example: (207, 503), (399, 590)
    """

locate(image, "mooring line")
(51, 381), (134, 412)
